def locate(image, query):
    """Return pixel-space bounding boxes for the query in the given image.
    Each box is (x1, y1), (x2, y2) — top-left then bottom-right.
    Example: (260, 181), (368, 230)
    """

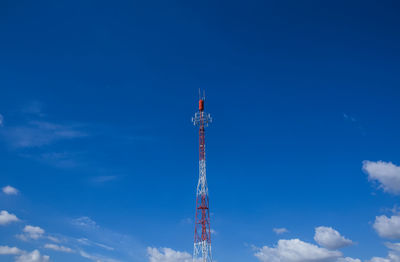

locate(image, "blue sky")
(1, 0), (400, 261)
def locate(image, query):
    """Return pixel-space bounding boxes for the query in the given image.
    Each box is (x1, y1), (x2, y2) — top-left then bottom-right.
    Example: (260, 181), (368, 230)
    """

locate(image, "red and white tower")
(192, 91), (212, 262)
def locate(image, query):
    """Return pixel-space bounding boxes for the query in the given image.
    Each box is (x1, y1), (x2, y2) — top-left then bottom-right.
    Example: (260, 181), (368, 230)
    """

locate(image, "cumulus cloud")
(373, 215), (400, 239)
(44, 244), (74, 253)
(367, 242), (400, 262)
(314, 226), (353, 250)
(0, 246), (50, 262)
(0, 210), (19, 225)
(386, 242), (400, 251)
(254, 239), (342, 262)
(0, 246), (21, 255)
(2, 185), (19, 195)
(273, 228), (289, 235)
(17, 225), (45, 240)
(15, 250), (49, 262)
(368, 257), (392, 262)
(147, 247), (192, 262)
(363, 161), (400, 195)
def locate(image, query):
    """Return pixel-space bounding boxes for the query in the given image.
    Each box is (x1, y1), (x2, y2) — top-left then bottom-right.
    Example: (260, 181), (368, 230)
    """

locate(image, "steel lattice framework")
(191, 93), (212, 262)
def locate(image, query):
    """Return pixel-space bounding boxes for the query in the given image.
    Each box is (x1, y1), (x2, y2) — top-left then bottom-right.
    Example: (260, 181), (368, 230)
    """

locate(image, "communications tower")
(192, 91), (213, 262)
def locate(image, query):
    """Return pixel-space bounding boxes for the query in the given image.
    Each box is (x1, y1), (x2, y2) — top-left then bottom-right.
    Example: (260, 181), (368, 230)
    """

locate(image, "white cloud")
(79, 250), (120, 262)
(18, 225), (45, 240)
(314, 226), (353, 250)
(0, 247), (50, 262)
(365, 242), (400, 262)
(386, 242), (400, 252)
(46, 236), (60, 243)
(367, 251), (400, 262)
(15, 250), (49, 262)
(343, 113), (357, 122)
(254, 239), (342, 262)
(210, 229), (217, 235)
(91, 176), (118, 183)
(363, 161), (400, 195)
(0, 246), (21, 255)
(2, 185), (19, 195)
(72, 216), (98, 229)
(1, 120), (86, 148)
(72, 216), (142, 260)
(147, 247), (192, 262)
(0, 210), (19, 225)
(273, 228), (289, 235)
(373, 215), (400, 239)
(0, 114), (3, 126)
(21, 101), (45, 117)
(77, 238), (114, 251)
(368, 257), (392, 262)
(337, 258), (361, 262)
(44, 244), (74, 253)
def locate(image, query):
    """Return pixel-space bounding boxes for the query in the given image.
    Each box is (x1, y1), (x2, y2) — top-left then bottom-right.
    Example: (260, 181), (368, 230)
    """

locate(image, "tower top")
(199, 99), (204, 112)
(192, 90), (212, 127)
(198, 89), (206, 112)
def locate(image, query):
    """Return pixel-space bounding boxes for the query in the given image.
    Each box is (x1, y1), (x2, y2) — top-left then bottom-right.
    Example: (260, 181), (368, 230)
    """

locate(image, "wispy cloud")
(72, 216), (99, 230)
(273, 227), (289, 235)
(180, 217), (192, 225)
(21, 101), (45, 117)
(343, 113), (366, 136)
(0, 188), (142, 262)
(44, 244), (74, 253)
(343, 113), (357, 122)
(71, 216), (145, 260)
(77, 238), (114, 251)
(21, 151), (83, 168)
(0, 120), (87, 148)
(0, 102), (90, 171)
(90, 176), (118, 184)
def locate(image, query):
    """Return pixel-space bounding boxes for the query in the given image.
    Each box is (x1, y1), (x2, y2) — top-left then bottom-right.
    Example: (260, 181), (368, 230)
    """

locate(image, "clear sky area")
(1, 1), (400, 262)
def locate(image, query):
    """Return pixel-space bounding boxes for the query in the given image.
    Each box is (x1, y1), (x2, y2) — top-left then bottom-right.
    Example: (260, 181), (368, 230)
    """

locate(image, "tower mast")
(192, 91), (212, 262)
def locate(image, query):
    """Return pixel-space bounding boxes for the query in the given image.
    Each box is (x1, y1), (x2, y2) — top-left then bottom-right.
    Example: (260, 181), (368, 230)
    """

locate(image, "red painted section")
(199, 99), (204, 111)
